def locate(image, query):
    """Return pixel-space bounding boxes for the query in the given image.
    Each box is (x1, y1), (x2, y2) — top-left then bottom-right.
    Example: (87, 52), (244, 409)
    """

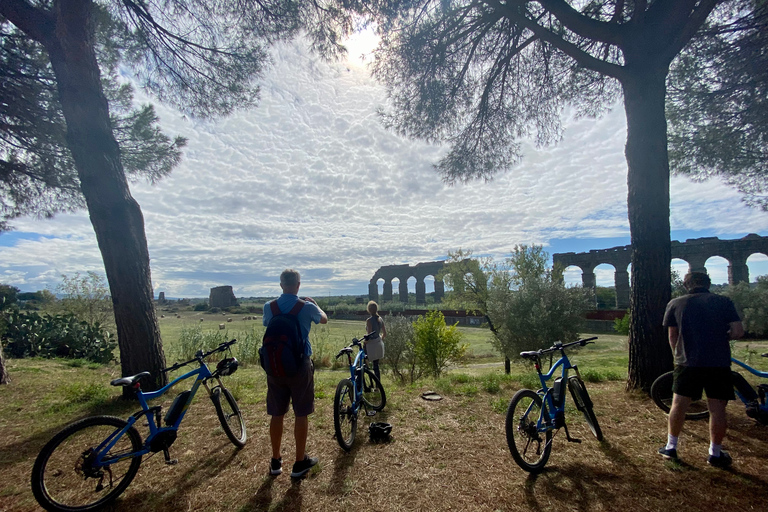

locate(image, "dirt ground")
(3, 374), (768, 512)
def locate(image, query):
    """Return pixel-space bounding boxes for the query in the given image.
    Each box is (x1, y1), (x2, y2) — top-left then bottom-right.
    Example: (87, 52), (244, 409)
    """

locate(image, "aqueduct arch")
(553, 234), (768, 309)
(369, 261), (446, 304)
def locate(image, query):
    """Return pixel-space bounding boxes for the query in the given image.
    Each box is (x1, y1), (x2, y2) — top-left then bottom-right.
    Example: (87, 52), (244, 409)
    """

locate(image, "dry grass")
(3, 358), (768, 512)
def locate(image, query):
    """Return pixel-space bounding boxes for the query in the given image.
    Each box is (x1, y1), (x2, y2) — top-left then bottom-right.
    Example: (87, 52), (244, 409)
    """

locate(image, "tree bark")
(622, 67), (674, 392)
(0, 344), (10, 384)
(42, 0), (167, 394)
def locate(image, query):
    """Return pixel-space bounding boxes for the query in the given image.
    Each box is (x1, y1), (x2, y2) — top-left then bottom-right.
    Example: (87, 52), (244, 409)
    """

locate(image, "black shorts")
(672, 366), (735, 401)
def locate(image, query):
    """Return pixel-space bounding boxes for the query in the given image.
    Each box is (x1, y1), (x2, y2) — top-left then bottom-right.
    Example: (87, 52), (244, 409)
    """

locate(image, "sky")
(1, 33), (768, 299)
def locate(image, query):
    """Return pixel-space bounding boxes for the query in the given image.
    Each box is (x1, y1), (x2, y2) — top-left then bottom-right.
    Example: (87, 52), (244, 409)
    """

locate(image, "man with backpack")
(260, 269), (327, 478)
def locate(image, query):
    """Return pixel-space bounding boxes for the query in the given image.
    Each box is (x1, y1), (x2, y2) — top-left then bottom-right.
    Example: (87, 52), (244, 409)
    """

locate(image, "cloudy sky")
(1, 33), (768, 299)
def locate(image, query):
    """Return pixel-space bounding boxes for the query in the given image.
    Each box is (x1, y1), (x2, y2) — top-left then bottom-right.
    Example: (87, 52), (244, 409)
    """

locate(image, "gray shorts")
(266, 358), (314, 417)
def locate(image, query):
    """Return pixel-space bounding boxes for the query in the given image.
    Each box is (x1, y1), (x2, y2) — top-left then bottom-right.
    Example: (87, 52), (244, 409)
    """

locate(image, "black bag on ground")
(259, 300), (306, 378)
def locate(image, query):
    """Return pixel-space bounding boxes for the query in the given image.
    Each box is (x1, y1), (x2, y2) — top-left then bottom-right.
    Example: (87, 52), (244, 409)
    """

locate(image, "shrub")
(381, 314), (421, 383)
(613, 310), (630, 335)
(2, 310), (116, 364)
(413, 310), (467, 378)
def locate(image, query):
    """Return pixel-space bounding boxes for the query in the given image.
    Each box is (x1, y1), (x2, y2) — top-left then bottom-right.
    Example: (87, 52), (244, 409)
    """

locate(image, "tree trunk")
(0, 344), (10, 384)
(622, 69), (674, 392)
(44, 0), (167, 394)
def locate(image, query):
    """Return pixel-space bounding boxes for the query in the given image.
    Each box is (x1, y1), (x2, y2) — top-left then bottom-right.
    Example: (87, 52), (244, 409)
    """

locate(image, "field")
(2, 310), (768, 512)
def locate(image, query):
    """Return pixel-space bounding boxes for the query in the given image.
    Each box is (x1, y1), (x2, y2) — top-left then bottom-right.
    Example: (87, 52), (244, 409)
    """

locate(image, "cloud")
(1, 38), (767, 297)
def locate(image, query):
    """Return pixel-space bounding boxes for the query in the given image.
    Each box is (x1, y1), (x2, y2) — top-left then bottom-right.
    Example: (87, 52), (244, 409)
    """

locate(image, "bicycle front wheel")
(650, 371), (709, 421)
(31, 416), (142, 512)
(505, 389), (552, 473)
(211, 385), (247, 447)
(334, 379), (357, 451)
(362, 368), (386, 411)
(568, 376), (603, 441)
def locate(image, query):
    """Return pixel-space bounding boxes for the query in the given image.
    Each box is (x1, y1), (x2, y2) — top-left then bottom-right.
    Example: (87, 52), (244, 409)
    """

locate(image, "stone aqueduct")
(553, 234), (768, 309)
(368, 234), (768, 306)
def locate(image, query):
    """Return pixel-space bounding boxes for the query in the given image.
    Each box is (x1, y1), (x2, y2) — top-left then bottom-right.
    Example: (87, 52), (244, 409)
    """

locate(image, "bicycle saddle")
(520, 351), (540, 360)
(110, 372), (151, 387)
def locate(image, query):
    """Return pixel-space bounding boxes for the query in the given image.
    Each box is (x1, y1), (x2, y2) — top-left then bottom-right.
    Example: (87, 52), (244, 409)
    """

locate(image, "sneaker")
(658, 446), (678, 460)
(269, 457), (282, 476)
(707, 451), (733, 468)
(290, 455), (319, 478)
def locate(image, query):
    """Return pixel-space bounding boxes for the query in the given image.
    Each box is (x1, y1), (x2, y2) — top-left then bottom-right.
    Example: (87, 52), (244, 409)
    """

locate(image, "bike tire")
(361, 368), (386, 411)
(505, 389), (552, 473)
(333, 379), (357, 452)
(31, 416), (142, 512)
(650, 371), (710, 421)
(211, 386), (247, 447)
(567, 376), (604, 441)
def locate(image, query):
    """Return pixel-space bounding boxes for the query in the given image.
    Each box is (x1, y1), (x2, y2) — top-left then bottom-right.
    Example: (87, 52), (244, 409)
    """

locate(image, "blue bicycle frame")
(344, 341), (368, 415)
(731, 356), (768, 407)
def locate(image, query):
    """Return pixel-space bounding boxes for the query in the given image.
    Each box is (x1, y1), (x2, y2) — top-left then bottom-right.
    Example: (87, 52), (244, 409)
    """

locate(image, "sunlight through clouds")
(1, 38), (766, 298)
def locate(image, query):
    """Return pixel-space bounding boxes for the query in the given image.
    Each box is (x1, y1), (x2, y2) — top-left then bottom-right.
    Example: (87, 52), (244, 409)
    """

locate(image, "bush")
(193, 302), (208, 311)
(1, 310), (116, 364)
(613, 310), (630, 335)
(381, 314), (421, 383)
(413, 310), (467, 378)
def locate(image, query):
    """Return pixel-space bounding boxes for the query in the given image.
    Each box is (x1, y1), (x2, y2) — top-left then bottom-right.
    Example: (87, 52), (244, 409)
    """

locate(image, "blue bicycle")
(506, 337), (603, 472)
(31, 340), (245, 512)
(333, 332), (386, 451)
(651, 354), (768, 424)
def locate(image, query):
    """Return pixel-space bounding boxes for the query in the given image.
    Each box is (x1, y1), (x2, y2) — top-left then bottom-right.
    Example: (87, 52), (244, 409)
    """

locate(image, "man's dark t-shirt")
(662, 290), (740, 367)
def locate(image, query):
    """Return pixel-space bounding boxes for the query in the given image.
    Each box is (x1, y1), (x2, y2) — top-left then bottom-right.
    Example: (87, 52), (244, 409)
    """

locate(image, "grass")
(2, 312), (768, 511)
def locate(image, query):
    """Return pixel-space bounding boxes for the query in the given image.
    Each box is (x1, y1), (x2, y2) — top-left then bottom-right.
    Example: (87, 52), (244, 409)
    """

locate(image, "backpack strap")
(270, 300), (281, 316)
(288, 299), (306, 316)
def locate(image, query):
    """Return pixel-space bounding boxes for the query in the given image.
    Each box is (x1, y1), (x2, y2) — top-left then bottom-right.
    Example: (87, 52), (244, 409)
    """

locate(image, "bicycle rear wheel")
(334, 379), (357, 451)
(211, 385), (247, 447)
(505, 389), (552, 473)
(362, 368), (386, 411)
(567, 376), (603, 441)
(31, 416), (142, 512)
(650, 371), (709, 420)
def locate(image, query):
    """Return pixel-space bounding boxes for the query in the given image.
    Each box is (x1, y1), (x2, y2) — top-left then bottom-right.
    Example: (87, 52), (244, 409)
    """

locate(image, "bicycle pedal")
(366, 410), (377, 417)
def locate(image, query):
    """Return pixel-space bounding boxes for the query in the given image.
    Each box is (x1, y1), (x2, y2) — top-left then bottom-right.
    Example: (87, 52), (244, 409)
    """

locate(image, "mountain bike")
(31, 340), (246, 512)
(333, 332), (386, 451)
(506, 337), (603, 473)
(650, 354), (768, 424)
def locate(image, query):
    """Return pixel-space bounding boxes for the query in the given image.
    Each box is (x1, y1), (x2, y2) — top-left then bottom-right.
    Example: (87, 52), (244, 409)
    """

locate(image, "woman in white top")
(365, 301), (386, 382)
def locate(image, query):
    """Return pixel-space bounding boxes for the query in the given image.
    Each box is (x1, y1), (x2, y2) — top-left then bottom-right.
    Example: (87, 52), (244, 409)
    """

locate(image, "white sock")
(666, 434), (678, 451)
(709, 442), (722, 457)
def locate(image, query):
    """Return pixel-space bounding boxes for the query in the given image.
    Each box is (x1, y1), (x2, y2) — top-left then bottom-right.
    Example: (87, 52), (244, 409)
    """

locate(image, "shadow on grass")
(0, 395), (138, 466)
(107, 440), (241, 511)
(522, 463), (626, 512)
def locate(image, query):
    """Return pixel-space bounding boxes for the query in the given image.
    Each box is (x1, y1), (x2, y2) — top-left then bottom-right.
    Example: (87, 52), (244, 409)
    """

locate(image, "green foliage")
(613, 310), (630, 336)
(51, 273), (115, 334)
(193, 302), (208, 312)
(722, 277), (768, 336)
(412, 310), (467, 378)
(173, 324), (264, 367)
(381, 314), (421, 383)
(487, 245), (591, 359)
(667, 3), (768, 209)
(1, 310), (116, 364)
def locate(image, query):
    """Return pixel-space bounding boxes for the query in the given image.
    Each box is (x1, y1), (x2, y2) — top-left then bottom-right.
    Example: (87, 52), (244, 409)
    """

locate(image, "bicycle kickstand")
(163, 447), (178, 465)
(563, 422), (581, 444)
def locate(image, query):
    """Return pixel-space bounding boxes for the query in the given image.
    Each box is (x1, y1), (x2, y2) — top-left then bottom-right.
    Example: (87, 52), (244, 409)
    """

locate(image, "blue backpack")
(259, 300), (306, 377)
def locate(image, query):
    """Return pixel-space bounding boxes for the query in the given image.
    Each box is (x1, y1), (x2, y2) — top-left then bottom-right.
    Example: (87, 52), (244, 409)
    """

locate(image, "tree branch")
(495, 2), (626, 81)
(532, 0), (625, 45)
(0, 0), (55, 44)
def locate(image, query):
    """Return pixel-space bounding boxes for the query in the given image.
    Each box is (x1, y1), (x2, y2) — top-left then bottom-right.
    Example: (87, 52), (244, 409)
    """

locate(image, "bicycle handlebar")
(162, 339), (237, 373)
(519, 337), (598, 359)
(334, 332), (377, 359)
